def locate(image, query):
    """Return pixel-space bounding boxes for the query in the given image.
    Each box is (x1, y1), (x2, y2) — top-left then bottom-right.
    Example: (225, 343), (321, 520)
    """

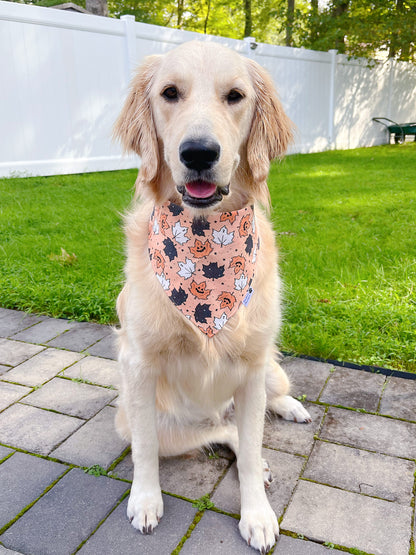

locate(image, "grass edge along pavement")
(0, 144), (415, 371)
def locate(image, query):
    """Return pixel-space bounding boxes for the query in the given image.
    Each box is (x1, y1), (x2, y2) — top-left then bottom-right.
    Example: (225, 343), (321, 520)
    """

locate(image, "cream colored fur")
(114, 41), (311, 553)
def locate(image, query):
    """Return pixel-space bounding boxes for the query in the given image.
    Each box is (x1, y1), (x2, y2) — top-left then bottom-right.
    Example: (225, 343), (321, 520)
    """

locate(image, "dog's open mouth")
(177, 180), (229, 208)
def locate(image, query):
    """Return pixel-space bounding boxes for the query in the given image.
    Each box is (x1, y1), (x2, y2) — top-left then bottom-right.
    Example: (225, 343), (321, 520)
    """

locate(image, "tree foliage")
(7, 0), (415, 62)
(303, 0), (415, 62)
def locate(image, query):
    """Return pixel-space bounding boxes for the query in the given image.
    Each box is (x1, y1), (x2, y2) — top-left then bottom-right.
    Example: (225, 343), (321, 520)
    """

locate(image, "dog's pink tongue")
(185, 181), (217, 199)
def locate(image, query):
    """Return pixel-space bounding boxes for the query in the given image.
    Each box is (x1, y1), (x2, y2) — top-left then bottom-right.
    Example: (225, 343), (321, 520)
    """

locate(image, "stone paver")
(78, 494), (197, 555)
(321, 406), (416, 459)
(0, 365), (11, 376)
(281, 358), (333, 401)
(0, 469), (128, 555)
(181, 509), (252, 554)
(2, 348), (82, 387)
(281, 480), (413, 555)
(87, 333), (117, 360)
(212, 448), (304, 517)
(275, 535), (345, 553)
(304, 440), (415, 504)
(0, 382), (31, 412)
(11, 317), (78, 344)
(47, 322), (112, 352)
(379, 375), (416, 421)
(263, 403), (325, 455)
(51, 406), (128, 468)
(0, 311), (45, 338)
(22, 377), (117, 419)
(0, 338), (44, 366)
(61, 355), (120, 389)
(2, 310), (416, 555)
(0, 452), (66, 529)
(0, 403), (83, 455)
(114, 450), (231, 500)
(319, 366), (386, 411)
(0, 446), (13, 461)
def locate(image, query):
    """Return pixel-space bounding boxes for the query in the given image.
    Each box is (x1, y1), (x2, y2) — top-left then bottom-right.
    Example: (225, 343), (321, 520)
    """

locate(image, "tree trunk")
(243, 0), (252, 38)
(310, 0), (319, 44)
(204, 0), (211, 34)
(331, 0), (349, 52)
(286, 0), (295, 47)
(177, 0), (184, 28)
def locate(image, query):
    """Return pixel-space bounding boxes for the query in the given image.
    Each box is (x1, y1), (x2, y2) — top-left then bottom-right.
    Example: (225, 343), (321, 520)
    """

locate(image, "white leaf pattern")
(214, 312), (228, 330)
(157, 272), (170, 290)
(172, 222), (189, 245)
(234, 273), (248, 291)
(212, 226), (234, 246)
(177, 258), (196, 279)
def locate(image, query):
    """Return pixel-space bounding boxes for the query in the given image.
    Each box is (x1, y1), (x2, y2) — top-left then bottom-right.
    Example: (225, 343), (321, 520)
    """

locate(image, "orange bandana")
(148, 202), (259, 337)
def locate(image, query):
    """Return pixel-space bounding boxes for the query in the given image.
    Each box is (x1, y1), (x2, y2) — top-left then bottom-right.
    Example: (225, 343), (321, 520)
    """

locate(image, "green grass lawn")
(1, 144), (415, 371)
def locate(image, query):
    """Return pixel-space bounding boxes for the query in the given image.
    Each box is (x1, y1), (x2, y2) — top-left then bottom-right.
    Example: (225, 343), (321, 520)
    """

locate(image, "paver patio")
(0, 307), (415, 554)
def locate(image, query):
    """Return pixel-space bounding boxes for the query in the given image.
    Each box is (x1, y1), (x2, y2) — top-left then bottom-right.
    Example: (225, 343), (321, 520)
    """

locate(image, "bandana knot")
(148, 202), (259, 337)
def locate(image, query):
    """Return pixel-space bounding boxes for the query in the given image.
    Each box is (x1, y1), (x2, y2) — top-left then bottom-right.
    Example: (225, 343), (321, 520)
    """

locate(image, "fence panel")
(0, 0), (415, 178)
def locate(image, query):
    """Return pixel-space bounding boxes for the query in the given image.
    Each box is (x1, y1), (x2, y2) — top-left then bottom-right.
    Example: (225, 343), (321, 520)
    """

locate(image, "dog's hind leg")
(266, 358), (311, 423)
(157, 417), (239, 457)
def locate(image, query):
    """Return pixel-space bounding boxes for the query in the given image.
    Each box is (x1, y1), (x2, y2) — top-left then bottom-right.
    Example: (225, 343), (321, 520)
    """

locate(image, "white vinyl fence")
(0, 0), (415, 177)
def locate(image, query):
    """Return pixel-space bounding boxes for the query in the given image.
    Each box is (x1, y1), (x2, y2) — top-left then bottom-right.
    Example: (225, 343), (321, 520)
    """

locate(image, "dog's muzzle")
(178, 139), (229, 208)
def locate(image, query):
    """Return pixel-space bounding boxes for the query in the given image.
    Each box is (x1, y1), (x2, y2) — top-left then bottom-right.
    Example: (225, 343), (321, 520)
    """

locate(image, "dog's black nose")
(179, 140), (220, 172)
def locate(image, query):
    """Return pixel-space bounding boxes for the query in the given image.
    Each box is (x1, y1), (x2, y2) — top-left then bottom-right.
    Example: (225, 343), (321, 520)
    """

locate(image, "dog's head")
(114, 41), (293, 212)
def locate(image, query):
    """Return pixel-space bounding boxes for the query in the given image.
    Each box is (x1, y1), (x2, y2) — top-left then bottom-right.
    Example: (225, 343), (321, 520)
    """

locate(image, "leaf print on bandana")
(239, 214), (251, 237)
(153, 249), (165, 271)
(194, 303), (212, 324)
(191, 217), (210, 237)
(160, 214), (169, 235)
(220, 212), (236, 224)
(172, 221), (189, 245)
(157, 272), (170, 291)
(235, 273), (248, 291)
(217, 292), (236, 311)
(148, 202), (259, 337)
(214, 313), (228, 330)
(202, 262), (225, 280)
(190, 280), (212, 300)
(212, 226), (234, 247)
(168, 202), (184, 216)
(163, 237), (178, 261)
(170, 287), (188, 306)
(229, 256), (245, 275)
(177, 258), (196, 279)
(152, 217), (160, 235)
(189, 239), (213, 258)
(244, 235), (254, 255)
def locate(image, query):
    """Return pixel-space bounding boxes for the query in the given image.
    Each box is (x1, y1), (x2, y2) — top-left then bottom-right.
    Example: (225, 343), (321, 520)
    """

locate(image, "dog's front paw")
(239, 505), (279, 553)
(127, 488), (164, 534)
(273, 395), (312, 423)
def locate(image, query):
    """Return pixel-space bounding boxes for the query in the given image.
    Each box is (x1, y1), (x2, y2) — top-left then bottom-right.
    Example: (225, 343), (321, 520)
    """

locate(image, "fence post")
(243, 36), (257, 59)
(387, 58), (395, 120)
(121, 14), (137, 87)
(328, 49), (338, 150)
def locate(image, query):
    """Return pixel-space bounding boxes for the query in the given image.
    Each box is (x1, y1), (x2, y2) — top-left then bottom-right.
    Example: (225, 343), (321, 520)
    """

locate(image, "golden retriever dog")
(114, 40), (311, 553)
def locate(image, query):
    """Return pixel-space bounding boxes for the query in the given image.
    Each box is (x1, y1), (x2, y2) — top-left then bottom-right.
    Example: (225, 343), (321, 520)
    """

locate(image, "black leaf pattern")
(194, 303), (212, 323)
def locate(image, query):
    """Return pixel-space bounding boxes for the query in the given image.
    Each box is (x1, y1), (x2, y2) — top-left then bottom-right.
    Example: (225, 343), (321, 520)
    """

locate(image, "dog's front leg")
(234, 366), (279, 553)
(123, 368), (163, 534)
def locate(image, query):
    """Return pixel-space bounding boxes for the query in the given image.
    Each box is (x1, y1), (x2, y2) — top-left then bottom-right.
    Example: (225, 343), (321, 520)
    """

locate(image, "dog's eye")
(227, 89), (244, 104)
(162, 86), (179, 102)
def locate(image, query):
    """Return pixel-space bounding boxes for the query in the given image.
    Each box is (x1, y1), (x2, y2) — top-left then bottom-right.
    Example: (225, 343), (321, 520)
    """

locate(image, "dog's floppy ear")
(113, 55), (162, 191)
(245, 58), (294, 186)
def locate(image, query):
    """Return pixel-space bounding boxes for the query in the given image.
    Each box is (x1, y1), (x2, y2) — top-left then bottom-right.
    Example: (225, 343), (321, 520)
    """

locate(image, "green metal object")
(372, 117), (416, 144)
